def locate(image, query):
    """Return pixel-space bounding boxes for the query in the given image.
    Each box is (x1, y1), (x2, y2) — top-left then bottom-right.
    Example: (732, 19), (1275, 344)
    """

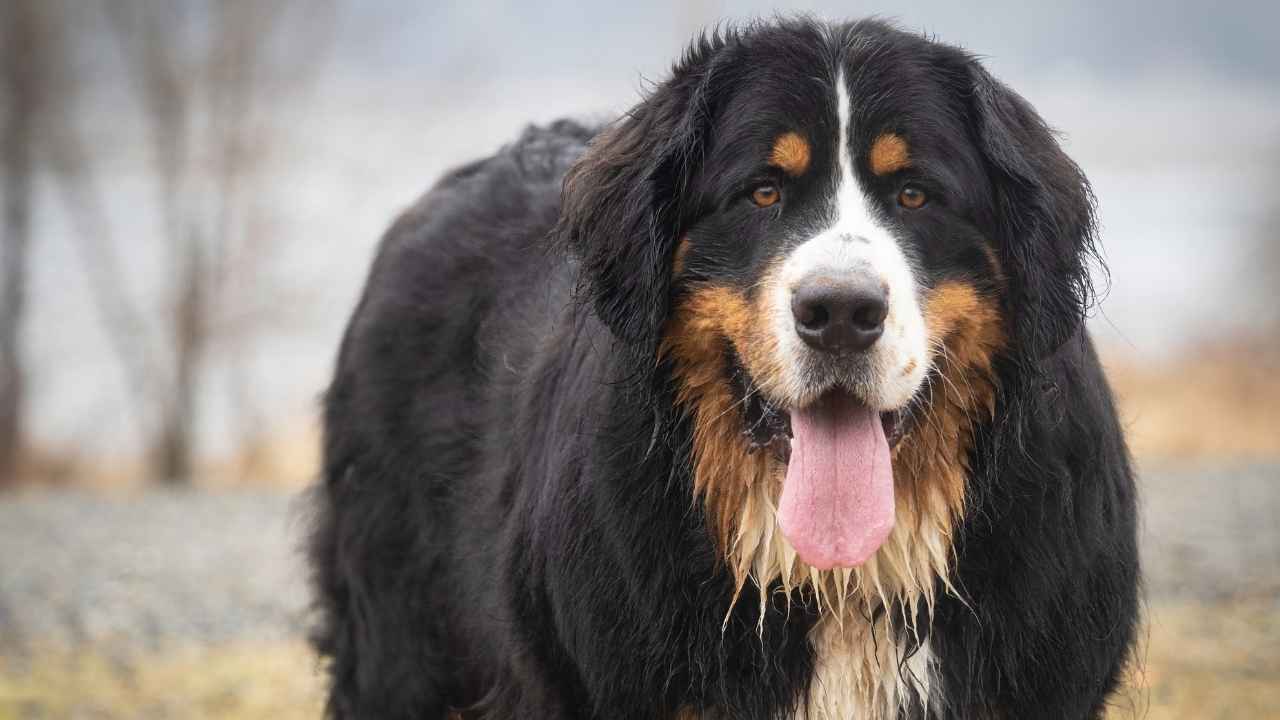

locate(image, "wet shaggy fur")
(309, 18), (1139, 720)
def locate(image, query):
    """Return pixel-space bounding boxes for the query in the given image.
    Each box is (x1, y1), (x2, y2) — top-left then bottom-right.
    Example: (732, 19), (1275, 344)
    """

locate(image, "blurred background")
(0, 1), (1276, 718)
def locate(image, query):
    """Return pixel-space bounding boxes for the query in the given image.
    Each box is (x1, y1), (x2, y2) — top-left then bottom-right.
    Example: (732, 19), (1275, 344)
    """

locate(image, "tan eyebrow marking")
(769, 131), (811, 177)
(869, 132), (911, 175)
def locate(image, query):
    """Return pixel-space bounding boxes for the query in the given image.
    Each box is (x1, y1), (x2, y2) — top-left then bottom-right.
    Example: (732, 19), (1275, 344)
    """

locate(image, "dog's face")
(672, 34), (996, 418)
(561, 20), (1095, 574)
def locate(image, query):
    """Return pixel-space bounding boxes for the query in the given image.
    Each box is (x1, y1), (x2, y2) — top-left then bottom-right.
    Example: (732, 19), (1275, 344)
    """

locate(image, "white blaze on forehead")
(768, 68), (928, 411)
(835, 66), (856, 210)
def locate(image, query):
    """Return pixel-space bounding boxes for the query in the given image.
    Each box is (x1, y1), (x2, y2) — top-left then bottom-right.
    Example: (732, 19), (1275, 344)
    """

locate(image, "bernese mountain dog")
(309, 17), (1139, 720)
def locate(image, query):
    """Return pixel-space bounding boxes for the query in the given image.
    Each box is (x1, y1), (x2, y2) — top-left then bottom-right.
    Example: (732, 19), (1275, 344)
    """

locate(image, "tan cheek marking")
(893, 280), (1006, 529)
(869, 132), (910, 176)
(659, 280), (784, 553)
(769, 131), (811, 177)
(923, 281), (1006, 373)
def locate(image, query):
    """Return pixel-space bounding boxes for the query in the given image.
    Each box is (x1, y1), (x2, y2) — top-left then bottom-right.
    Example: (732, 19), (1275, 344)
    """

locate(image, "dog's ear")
(969, 63), (1102, 358)
(557, 38), (728, 355)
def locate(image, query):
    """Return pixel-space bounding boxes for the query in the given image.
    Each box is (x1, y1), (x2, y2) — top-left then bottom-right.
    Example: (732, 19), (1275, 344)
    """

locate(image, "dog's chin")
(741, 384), (911, 466)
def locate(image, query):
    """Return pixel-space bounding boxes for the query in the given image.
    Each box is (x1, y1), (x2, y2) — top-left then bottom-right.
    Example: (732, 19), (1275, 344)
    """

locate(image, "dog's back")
(311, 121), (596, 718)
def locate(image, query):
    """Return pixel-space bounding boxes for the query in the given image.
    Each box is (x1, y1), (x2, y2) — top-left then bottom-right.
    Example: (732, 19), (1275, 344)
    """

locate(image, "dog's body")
(310, 19), (1138, 719)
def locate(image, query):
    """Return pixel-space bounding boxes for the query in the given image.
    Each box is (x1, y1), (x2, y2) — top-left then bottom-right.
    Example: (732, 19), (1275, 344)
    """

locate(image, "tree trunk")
(155, 243), (205, 485)
(0, 2), (38, 486)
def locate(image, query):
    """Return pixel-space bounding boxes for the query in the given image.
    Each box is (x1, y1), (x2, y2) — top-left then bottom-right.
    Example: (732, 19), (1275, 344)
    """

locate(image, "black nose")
(791, 274), (888, 354)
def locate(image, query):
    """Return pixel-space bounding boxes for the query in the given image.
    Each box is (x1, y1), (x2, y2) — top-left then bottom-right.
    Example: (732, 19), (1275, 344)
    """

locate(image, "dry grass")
(10, 417), (321, 491)
(1116, 598), (1280, 720)
(2, 600), (1276, 719)
(1105, 338), (1280, 461)
(0, 640), (324, 720)
(201, 420), (321, 490)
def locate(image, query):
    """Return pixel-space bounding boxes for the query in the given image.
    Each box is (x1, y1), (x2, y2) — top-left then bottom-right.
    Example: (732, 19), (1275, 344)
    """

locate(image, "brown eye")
(751, 185), (780, 208)
(898, 185), (927, 209)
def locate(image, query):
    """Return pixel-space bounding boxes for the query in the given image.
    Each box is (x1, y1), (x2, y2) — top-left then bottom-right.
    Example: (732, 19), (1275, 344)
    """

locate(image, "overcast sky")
(23, 0), (1280, 456)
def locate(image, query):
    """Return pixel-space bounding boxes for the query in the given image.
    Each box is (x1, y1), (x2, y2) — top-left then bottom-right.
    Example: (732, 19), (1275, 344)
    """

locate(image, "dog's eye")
(898, 185), (927, 209)
(751, 185), (780, 208)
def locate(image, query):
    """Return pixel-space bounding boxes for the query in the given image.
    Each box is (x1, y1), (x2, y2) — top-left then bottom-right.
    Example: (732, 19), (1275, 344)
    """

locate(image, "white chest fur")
(794, 615), (936, 720)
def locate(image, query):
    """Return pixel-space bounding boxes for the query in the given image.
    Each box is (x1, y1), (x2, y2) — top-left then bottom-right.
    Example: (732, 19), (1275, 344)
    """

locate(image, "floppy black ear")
(557, 38), (728, 355)
(969, 63), (1101, 358)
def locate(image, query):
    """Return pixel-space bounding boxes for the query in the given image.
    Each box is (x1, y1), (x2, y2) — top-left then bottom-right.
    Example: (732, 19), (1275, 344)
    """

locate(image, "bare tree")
(37, 0), (332, 484)
(0, 1), (51, 485)
(1, 2), (161, 486)
(106, 0), (331, 483)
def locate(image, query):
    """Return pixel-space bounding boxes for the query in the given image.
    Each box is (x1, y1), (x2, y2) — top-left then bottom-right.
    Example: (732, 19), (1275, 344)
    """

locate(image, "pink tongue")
(777, 393), (895, 570)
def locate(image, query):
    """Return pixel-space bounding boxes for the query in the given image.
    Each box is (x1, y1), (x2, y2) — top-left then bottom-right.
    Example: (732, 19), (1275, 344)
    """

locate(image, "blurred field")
(1106, 338), (1280, 461)
(0, 641), (322, 720)
(1126, 598), (1280, 720)
(13, 419), (321, 492)
(2, 599), (1277, 719)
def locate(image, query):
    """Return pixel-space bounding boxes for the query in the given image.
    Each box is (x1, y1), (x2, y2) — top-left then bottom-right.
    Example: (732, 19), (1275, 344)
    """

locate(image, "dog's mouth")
(736, 369), (913, 570)
(742, 394), (906, 464)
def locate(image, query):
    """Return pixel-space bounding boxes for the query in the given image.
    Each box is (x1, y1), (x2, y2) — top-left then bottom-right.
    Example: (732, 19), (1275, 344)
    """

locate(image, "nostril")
(796, 301), (828, 330)
(791, 287), (834, 332)
(850, 297), (888, 330)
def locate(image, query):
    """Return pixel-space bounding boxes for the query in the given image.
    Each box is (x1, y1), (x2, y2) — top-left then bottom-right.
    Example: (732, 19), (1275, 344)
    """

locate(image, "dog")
(309, 17), (1139, 719)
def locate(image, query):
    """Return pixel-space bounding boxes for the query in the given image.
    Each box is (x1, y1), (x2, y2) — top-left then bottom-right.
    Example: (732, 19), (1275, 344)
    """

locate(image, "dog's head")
(559, 19), (1097, 580)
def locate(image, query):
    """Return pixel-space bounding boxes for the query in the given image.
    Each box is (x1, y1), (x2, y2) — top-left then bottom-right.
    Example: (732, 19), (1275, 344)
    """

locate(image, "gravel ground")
(0, 489), (314, 654)
(1139, 460), (1280, 599)
(0, 462), (1276, 654)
